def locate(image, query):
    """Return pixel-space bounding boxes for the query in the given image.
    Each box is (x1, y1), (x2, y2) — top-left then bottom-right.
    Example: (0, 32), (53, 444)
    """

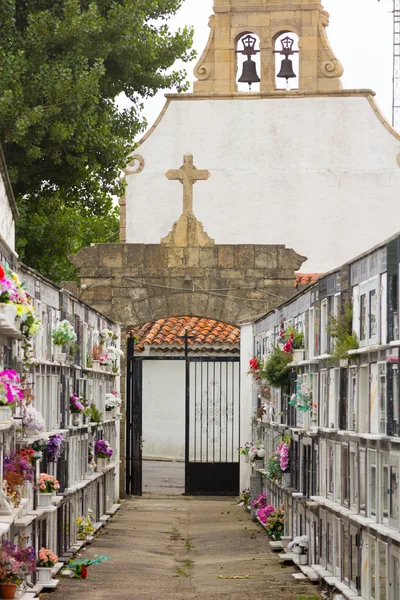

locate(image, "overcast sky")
(126, 0), (395, 134)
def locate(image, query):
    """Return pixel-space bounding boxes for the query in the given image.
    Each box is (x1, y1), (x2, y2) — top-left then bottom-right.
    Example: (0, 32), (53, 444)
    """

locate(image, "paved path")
(142, 459), (185, 495)
(52, 497), (320, 600)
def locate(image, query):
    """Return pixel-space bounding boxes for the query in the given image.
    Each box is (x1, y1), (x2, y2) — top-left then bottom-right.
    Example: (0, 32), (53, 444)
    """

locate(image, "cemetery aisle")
(52, 496), (319, 600)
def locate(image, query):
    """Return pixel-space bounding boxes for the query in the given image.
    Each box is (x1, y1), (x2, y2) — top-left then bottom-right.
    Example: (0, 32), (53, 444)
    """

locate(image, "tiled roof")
(295, 272), (323, 287)
(132, 317), (240, 352)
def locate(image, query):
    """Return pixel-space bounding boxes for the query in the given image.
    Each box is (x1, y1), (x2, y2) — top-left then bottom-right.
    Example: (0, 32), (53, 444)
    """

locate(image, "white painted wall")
(142, 360), (186, 460)
(239, 322), (257, 492)
(126, 95), (400, 272)
(0, 170), (15, 253)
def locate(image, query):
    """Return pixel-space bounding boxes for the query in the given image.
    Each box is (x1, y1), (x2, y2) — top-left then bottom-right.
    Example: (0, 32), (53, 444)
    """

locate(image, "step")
(106, 503), (121, 516)
(292, 573), (307, 580)
(269, 541), (283, 551)
(299, 565), (320, 582)
(279, 553), (296, 562)
(100, 514), (110, 523)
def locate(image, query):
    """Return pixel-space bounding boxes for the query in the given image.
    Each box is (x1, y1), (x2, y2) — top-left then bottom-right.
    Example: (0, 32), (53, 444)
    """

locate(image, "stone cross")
(165, 154), (210, 216)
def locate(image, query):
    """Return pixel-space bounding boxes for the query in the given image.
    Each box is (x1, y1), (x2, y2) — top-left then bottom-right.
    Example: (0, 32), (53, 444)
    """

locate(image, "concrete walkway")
(52, 497), (320, 600)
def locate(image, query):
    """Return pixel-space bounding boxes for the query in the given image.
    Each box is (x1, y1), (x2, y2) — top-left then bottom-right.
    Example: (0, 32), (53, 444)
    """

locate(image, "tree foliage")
(0, 0), (195, 280)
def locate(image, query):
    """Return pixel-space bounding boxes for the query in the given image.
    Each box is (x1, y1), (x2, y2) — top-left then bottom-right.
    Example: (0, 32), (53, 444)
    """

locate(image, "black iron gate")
(126, 333), (240, 496)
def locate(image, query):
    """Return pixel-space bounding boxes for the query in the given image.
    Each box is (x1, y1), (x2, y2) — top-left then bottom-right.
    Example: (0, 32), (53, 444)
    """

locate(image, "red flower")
(283, 340), (293, 353)
(249, 359), (259, 371)
(81, 565), (88, 579)
(0, 265), (5, 279)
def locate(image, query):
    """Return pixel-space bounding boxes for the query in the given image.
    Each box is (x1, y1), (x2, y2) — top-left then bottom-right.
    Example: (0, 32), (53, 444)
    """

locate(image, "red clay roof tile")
(132, 317), (240, 352)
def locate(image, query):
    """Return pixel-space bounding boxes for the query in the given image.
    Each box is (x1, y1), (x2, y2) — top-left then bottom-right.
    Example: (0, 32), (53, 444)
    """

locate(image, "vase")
(299, 554), (308, 565)
(0, 584), (17, 599)
(54, 349), (66, 364)
(38, 493), (53, 508)
(37, 567), (53, 584)
(24, 427), (37, 437)
(293, 349), (305, 363)
(244, 454), (250, 463)
(71, 413), (82, 427)
(0, 405), (12, 423)
(283, 472), (291, 487)
(92, 360), (100, 370)
(96, 457), (107, 472)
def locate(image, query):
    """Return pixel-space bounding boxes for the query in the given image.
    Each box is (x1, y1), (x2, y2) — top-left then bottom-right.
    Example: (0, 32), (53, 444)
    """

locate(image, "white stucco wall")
(142, 360), (186, 460)
(0, 170), (15, 253)
(239, 322), (257, 492)
(126, 94), (400, 272)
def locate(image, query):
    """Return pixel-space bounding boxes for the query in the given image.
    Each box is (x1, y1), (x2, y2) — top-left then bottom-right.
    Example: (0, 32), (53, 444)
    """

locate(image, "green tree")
(0, 0), (195, 280)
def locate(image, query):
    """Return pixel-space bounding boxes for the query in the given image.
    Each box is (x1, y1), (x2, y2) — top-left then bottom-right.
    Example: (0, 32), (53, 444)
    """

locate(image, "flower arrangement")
(94, 440), (113, 459)
(249, 442), (265, 462)
(287, 535), (309, 555)
(252, 492), (268, 510)
(92, 344), (103, 361)
(37, 547), (58, 568)
(289, 374), (313, 412)
(99, 353), (111, 366)
(88, 443), (94, 465)
(265, 454), (282, 482)
(38, 474), (60, 494)
(22, 406), (45, 433)
(77, 509), (95, 540)
(257, 504), (275, 524)
(46, 434), (65, 463)
(105, 390), (122, 411)
(31, 439), (47, 462)
(52, 320), (77, 347)
(239, 442), (252, 456)
(99, 329), (113, 344)
(68, 554), (110, 579)
(105, 346), (124, 360)
(248, 358), (262, 379)
(70, 393), (85, 414)
(0, 370), (24, 406)
(0, 265), (17, 304)
(278, 324), (304, 353)
(4, 450), (35, 484)
(265, 506), (284, 540)
(239, 489), (251, 505)
(0, 541), (36, 585)
(276, 438), (290, 472)
(263, 347), (292, 391)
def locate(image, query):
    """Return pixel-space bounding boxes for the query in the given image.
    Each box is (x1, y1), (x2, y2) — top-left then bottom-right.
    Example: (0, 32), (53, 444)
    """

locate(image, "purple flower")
(257, 504), (275, 524)
(70, 393), (84, 414)
(95, 440), (113, 459)
(47, 433), (65, 463)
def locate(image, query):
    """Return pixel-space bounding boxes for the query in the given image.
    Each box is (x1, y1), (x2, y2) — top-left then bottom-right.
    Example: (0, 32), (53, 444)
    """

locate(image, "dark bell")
(238, 58), (260, 87)
(277, 57), (296, 80)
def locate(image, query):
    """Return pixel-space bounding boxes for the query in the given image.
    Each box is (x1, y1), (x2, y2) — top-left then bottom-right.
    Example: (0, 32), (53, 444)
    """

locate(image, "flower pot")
(38, 493), (53, 508)
(92, 360), (100, 370)
(299, 554), (308, 565)
(71, 413), (82, 427)
(243, 454), (250, 463)
(0, 405), (12, 423)
(24, 427), (37, 437)
(54, 349), (66, 364)
(37, 567), (53, 584)
(283, 472), (291, 487)
(96, 457), (107, 472)
(293, 349), (305, 363)
(0, 583), (17, 599)
(100, 364), (108, 371)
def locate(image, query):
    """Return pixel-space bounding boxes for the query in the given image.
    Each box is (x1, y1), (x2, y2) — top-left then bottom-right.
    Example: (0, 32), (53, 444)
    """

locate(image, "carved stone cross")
(165, 154), (210, 215)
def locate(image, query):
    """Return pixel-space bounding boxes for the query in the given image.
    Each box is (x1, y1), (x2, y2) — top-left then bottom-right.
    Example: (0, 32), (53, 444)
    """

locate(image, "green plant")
(327, 301), (359, 361)
(88, 403), (103, 424)
(262, 347), (292, 391)
(86, 355), (93, 369)
(265, 454), (282, 482)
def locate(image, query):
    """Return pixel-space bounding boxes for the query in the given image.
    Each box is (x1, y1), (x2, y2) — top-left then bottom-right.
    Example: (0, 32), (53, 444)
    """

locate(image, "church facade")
(121, 0), (400, 273)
